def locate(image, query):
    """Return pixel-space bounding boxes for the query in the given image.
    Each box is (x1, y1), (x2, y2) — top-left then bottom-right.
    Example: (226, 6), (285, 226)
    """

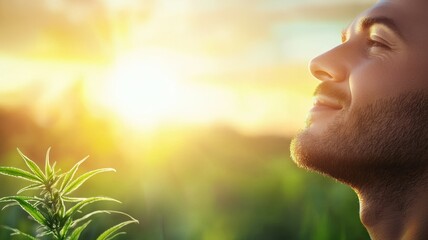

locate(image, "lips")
(311, 94), (343, 111)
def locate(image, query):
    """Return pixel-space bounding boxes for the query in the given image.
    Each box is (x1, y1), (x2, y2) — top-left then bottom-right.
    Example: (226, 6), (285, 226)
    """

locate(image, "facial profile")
(290, 2), (428, 238)
(290, 0), (428, 188)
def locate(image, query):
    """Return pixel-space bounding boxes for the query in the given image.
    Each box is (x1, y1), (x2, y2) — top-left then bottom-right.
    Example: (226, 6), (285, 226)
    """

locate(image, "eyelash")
(367, 39), (391, 50)
(340, 34), (392, 51)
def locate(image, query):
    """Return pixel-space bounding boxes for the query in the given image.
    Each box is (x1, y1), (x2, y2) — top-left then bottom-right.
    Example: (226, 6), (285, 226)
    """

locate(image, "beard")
(290, 90), (428, 189)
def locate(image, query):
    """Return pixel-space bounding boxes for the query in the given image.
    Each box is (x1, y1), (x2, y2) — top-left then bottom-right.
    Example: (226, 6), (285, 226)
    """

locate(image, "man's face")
(291, 0), (428, 185)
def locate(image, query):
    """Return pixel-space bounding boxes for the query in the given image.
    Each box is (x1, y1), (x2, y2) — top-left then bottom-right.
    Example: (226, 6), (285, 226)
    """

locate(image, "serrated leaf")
(59, 197), (66, 218)
(17, 183), (44, 194)
(73, 210), (138, 229)
(52, 166), (64, 185)
(0, 196), (41, 203)
(1, 196), (46, 226)
(36, 230), (54, 238)
(60, 156), (89, 192)
(0, 167), (42, 183)
(52, 162), (58, 171)
(17, 148), (46, 182)
(1, 202), (18, 211)
(105, 232), (126, 240)
(68, 220), (91, 240)
(45, 147), (53, 178)
(107, 210), (139, 223)
(64, 197), (120, 220)
(60, 217), (73, 237)
(1, 225), (37, 240)
(63, 168), (116, 195)
(52, 171), (65, 187)
(62, 196), (88, 202)
(71, 210), (111, 228)
(35, 225), (47, 233)
(96, 220), (137, 240)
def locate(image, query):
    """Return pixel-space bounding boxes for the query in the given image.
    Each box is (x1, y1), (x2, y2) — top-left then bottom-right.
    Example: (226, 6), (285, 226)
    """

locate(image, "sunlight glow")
(104, 51), (185, 128)
(97, 48), (311, 135)
(101, 49), (245, 131)
(105, 0), (139, 9)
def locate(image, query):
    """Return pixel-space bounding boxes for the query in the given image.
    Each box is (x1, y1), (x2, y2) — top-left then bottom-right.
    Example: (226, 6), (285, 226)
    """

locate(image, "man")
(290, 0), (428, 239)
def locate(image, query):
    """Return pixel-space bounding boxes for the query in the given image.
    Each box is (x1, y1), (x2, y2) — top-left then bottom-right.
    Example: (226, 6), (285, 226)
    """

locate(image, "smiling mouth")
(311, 94), (343, 112)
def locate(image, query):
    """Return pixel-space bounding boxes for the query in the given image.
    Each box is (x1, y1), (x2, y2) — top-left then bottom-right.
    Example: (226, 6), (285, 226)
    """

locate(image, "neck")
(353, 168), (428, 240)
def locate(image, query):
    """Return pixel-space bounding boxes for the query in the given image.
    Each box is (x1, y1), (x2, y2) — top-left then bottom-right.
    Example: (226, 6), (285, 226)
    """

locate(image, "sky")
(0, 0), (376, 136)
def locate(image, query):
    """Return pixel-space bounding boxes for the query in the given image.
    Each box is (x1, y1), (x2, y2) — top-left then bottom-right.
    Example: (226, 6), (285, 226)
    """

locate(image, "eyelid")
(369, 25), (400, 45)
(369, 31), (399, 51)
(369, 34), (391, 45)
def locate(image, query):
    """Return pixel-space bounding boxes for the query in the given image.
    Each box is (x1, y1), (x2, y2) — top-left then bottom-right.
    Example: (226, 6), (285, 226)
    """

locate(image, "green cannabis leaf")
(0, 148), (138, 240)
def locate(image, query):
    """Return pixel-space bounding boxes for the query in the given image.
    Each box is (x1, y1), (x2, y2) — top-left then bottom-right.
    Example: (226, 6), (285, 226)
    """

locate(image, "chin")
(290, 130), (326, 172)
(290, 123), (366, 186)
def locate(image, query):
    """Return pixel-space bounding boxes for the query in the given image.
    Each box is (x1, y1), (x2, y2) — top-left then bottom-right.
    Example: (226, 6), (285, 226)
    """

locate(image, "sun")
(98, 49), (238, 131)
(103, 51), (187, 129)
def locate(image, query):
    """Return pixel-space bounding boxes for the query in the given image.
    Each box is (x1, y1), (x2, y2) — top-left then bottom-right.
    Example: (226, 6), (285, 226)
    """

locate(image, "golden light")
(104, 0), (139, 9)
(103, 50), (185, 129)
(99, 49), (242, 131)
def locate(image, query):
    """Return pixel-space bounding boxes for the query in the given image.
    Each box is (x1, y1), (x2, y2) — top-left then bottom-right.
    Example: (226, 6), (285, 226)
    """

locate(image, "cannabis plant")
(0, 148), (138, 240)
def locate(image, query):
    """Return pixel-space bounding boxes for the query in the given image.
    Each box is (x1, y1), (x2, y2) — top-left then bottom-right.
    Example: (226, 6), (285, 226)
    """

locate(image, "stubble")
(291, 91), (428, 189)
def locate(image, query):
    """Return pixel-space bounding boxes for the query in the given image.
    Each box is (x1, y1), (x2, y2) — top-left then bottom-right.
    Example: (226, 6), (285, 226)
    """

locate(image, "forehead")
(351, 0), (428, 42)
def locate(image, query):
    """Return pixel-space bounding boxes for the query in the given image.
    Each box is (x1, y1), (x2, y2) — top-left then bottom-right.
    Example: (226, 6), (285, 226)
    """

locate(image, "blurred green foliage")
(0, 90), (369, 239)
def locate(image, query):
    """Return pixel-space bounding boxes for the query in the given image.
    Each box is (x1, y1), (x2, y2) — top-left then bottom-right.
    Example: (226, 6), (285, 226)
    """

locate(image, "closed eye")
(367, 39), (391, 50)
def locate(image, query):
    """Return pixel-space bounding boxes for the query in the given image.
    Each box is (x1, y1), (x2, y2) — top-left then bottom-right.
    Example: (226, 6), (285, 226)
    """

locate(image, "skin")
(290, 0), (428, 239)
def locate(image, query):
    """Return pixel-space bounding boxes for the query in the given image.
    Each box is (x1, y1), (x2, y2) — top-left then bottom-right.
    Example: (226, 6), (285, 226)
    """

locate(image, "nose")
(309, 45), (348, 82)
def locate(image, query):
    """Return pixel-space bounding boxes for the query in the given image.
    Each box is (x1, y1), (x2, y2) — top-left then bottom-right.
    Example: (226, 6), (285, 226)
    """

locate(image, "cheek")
(405, 55), (428, 92)
(348, 60), (422, 106)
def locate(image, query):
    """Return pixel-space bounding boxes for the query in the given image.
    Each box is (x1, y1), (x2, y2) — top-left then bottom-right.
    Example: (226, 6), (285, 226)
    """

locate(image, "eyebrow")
(342, 16), (405, 42)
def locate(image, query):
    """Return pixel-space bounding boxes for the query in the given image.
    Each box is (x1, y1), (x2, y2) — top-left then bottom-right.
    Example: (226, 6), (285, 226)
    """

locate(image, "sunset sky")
(0, 0), (375, 136)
